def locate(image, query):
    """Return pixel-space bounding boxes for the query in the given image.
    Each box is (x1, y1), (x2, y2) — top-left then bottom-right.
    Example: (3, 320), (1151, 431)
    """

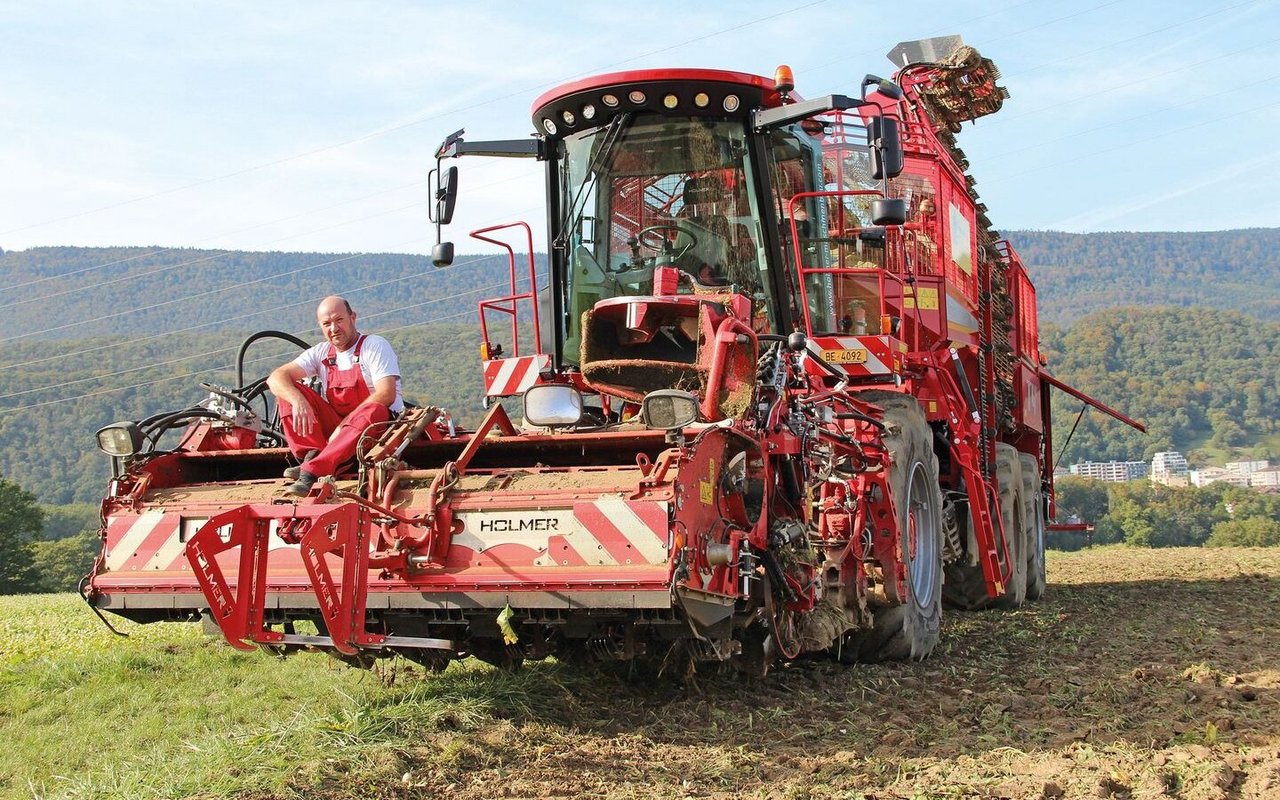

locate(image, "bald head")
(316, 295), (359, 350)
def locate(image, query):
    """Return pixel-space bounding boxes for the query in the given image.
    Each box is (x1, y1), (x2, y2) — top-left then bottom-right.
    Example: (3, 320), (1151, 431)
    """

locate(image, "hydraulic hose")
(235, 330), (310, 390)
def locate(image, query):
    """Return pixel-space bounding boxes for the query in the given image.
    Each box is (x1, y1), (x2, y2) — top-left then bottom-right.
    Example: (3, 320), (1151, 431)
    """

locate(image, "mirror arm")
(752, 94), (862, 132)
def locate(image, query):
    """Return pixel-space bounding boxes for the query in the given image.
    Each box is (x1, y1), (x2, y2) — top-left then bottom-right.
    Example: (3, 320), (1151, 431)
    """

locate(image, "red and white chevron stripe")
(103, 496), (671, 577)
(483, 354), (552, 397)
(103, 513), (303, 574)
(807, 335), (899, 377)
(452, 498), (671, 568)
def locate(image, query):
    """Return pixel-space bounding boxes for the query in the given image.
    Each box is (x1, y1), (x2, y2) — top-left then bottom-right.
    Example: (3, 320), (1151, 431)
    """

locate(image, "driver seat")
(678, 175), (730, 278)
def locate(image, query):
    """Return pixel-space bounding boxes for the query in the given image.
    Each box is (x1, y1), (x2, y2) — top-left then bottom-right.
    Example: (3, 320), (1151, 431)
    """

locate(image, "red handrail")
(470, 221), (543, 356)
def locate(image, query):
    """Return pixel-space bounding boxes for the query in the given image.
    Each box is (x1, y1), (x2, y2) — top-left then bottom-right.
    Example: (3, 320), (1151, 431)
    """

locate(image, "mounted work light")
(96, 422), (143, 458)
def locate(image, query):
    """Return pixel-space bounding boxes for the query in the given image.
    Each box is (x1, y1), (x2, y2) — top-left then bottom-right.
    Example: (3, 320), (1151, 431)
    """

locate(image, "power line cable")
(0, 0), (828, 240)
(0, 249), (510, 371)
(0, 178), (427, 296)
(0, 279), (527, 409)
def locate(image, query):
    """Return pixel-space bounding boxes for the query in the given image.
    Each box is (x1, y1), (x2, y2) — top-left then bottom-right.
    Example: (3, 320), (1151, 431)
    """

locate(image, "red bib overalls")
(278, 335), (393, 478)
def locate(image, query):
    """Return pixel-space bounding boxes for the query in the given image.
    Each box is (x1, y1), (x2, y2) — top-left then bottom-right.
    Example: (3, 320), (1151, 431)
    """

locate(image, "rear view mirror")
(435, 165), (458, 225)
(523, 384), (584, 427)
(871, 199), (907, 226)
(432, 241), (454, 268)
(868, 117), (904, 179)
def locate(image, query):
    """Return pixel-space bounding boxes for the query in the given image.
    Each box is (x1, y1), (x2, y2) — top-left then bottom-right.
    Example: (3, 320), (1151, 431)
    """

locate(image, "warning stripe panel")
(484, 354), (551, 397)
(452, 500), (670, 568)
(808, 336), (894, 376)
(106, 511), (169, 571)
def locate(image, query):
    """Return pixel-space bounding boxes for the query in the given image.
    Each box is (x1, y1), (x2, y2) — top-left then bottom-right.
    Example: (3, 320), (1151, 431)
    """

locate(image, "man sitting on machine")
(267, 295), (404, 496)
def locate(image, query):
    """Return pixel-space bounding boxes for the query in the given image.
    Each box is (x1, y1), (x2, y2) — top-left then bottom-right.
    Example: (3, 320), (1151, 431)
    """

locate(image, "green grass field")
(0, 595), (551, 799)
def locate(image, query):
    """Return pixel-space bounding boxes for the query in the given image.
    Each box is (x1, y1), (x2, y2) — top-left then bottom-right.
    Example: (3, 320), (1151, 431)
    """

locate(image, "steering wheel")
(636, 223), (699, 259)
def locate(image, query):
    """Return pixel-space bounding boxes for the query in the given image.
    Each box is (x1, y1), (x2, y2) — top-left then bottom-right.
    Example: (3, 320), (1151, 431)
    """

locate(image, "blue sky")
(2, 0), (1277, 256)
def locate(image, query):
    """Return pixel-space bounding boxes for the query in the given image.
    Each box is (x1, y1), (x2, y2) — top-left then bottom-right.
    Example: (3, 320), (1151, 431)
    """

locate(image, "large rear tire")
(1020, 452), (1047, 601)
(849, 391), (944, 662)
(991, 444), (1027, 609)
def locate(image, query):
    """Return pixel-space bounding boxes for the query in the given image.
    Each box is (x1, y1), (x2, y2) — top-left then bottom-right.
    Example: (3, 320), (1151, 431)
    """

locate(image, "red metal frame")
(473, 222), (543, 358)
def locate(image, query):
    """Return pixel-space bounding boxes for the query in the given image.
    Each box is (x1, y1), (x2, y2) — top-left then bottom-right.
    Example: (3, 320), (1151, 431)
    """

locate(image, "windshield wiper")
(552, 111), (633, 252)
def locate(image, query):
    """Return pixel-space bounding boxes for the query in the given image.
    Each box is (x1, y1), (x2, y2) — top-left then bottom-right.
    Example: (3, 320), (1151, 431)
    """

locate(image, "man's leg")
(299, 402), (393, 479)
(277, 383), (344, 458)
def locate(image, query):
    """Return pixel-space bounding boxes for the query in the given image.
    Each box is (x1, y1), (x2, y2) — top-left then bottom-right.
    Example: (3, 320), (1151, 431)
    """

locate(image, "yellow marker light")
(480, 342), (491, 361)
(774, 64), (795, 94)
(662, 93), (679, 109)
(694, 92), (710, 108)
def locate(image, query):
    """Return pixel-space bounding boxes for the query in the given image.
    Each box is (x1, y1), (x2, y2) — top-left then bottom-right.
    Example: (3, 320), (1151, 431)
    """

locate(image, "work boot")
(283, 450), (319, 480)
(285, 470), (318, 497)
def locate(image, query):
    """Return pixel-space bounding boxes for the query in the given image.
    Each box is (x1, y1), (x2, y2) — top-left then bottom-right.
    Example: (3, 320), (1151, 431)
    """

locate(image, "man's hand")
(290, 398), (317, 436)
(267, 362), (313, 433)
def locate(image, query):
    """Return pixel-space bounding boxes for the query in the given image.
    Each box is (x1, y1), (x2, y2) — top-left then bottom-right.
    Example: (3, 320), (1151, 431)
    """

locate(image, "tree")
(29, 532), (100, 592)
(0, 476), (45, 593)
(38, 503), (99, 541)
(1206, 517), (1280, 547)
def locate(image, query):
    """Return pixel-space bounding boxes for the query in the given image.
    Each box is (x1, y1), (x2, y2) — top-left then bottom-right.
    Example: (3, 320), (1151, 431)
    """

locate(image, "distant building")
(1151, 451), (1190, 487)
(1190, 467), (1249, 488)
(1252, 467), (1280, 489)
(1069, 461), (1149, 482)
(1226, 460), (1270, 479)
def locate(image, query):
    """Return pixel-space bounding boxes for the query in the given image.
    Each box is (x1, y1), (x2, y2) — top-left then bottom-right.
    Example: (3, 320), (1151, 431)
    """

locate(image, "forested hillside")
(0, 324), (486, 503)
(1, 230), (1277, 503)
(1041, 306), (1280, 464)
(1007, 228), (1280, 325)
(3, 229), (1276, 337)
(0, 247), (545, 340)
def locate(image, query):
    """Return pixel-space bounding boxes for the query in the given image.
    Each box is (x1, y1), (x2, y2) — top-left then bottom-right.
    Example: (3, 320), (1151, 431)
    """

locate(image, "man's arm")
(363, 375), (399, 409)
(268, 362), (318, 435)
(358, 335), (402, 412)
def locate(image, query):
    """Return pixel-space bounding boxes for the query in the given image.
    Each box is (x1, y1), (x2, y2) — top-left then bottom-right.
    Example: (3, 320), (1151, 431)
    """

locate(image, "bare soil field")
(326, 547), (1280, 800)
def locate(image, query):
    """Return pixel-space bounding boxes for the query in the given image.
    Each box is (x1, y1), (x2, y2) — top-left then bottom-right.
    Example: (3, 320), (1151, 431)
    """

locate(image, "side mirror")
(432, 241), (454, 268)
(868, 117), (904, 179)
(435, 165), (458, 225)
(523, 384), (584, 428)
(871, 199), (907, 226)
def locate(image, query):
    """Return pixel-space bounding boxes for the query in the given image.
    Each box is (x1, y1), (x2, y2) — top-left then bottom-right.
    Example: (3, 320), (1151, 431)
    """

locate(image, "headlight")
(523, 384), (584, 428)
(642, 390), (699, 431)
(96, 422), (143, 458)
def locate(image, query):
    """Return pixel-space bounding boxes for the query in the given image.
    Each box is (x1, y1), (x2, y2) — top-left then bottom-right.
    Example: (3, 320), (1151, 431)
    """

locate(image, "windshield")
(557, 116), (774, 364)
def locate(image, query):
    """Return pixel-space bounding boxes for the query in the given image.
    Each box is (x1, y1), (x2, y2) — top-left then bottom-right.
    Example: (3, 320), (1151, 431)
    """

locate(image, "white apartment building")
(1190, 467), (1250, 488)
(1069, 461), (1149, 482)
(1151, 451), (1190, 487)
(1251, 467), (1280, 489)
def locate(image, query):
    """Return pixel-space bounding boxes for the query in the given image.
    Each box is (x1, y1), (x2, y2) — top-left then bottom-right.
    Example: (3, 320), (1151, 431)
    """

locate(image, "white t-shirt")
(293, 333), (404, 414)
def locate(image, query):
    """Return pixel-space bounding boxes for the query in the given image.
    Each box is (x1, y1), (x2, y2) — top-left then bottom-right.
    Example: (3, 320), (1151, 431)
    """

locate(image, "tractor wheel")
(848, 391), (944, 662)
(941, 499), (993, 611)
(991, 444), (1027, 609)
(1020, 452), (1047, 601)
